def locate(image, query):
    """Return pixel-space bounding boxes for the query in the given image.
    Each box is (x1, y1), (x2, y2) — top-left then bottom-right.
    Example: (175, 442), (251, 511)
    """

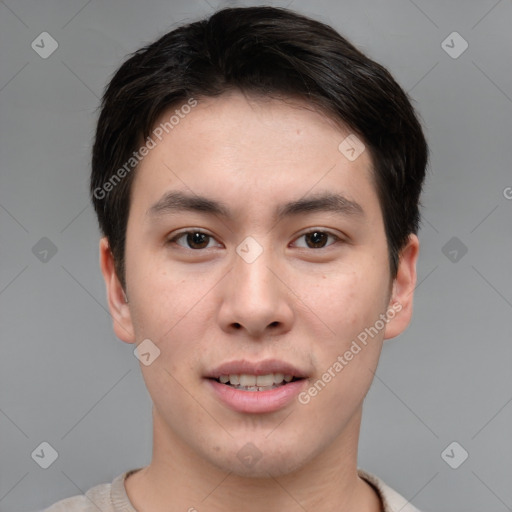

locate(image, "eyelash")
(167, 229), (342, 250)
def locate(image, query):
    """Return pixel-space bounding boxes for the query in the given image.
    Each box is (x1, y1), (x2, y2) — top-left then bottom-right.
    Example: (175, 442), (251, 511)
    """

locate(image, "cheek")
(303, 267), (389, 346)
(127, 252), (204, 340)
(301, 277), (385, 418)
(307, 268), (388, 402)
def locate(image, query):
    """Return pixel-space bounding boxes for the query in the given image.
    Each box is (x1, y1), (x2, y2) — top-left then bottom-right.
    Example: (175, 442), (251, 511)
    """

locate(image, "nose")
(217, 242), (294, 338)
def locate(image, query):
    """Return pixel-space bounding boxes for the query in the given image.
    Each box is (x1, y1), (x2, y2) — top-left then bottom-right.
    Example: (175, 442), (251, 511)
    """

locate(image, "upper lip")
(206, 359), (308, 379)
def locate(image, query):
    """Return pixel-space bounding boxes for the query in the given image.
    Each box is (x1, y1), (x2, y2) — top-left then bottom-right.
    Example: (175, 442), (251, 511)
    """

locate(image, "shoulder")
(40, 470), (139, 512)
(41, 483), (111, 511)
(358, 468), (423, 512)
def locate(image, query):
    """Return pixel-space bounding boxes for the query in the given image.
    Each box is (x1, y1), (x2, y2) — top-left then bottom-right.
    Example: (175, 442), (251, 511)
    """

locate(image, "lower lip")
(207, 379), (306, 414)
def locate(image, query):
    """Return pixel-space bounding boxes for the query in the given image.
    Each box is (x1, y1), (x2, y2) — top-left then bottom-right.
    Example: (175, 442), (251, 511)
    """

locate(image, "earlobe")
(384, 234), (419, 340)
(99, 237), (136, 344)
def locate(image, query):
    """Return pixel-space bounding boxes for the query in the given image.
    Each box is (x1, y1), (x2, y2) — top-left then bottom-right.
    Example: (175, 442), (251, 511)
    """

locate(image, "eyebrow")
(146, 190), (364, 221)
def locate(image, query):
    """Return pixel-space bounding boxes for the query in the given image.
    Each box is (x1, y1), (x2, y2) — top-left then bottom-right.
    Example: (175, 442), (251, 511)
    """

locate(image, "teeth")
(217, 373), (296, 387)
(239, 374), (256, 387)
(256, 374), (274, 387)
(274, 373), (284, 384)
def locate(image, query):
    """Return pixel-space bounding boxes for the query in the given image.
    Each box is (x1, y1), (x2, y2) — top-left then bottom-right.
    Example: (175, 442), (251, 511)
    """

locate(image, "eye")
(168, 230), (222, 250)
(293, 229), (340, 249)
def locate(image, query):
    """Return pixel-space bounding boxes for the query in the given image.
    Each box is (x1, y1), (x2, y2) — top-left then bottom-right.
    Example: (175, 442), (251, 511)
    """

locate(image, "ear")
(384, 234), (419, 340)
(99, 237), (136, 344)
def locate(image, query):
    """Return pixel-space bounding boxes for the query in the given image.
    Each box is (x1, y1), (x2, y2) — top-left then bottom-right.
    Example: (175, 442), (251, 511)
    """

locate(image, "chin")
(204, 440), (315, 479)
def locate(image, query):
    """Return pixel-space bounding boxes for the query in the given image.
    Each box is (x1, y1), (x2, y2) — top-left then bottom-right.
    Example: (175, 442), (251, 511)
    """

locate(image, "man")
(44, 6), (427, 511)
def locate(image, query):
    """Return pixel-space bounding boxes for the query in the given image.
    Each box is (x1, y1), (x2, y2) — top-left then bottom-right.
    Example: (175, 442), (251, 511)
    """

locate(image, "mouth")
(205, 360), (308, 413)
(210, 373), (303, 392)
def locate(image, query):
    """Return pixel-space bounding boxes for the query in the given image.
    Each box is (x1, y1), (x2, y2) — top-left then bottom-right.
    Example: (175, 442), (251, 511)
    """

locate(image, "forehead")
(130, 91), (380, 222)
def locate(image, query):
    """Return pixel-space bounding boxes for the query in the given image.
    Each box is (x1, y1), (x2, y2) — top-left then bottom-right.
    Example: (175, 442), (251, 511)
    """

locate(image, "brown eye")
(169, 230), (220, 250)
(186, 232), (210, 249)
(305, 231), (329, 248)
(294, 230), (339, 249)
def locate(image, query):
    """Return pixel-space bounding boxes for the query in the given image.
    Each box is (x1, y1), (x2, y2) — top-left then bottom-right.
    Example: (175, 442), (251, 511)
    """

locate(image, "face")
(101, 91), (418, 478)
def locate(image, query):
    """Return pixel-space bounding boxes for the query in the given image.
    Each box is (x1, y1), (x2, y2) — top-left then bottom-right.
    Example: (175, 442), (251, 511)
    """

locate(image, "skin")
(100, 91), (419, 512)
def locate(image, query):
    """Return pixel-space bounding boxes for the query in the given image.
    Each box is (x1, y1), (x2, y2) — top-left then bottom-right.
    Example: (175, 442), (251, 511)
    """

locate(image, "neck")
(125, 407), (382, 512)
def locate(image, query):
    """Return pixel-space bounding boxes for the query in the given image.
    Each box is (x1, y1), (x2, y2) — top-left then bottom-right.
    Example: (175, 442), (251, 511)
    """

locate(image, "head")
(93, 6), (427, 478)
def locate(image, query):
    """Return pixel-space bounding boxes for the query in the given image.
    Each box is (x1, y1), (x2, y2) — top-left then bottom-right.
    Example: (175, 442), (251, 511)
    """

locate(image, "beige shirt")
(41, 468), (421, 512)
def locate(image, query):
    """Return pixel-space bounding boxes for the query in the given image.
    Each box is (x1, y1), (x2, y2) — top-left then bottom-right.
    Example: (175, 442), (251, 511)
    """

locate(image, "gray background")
(1, 0), (511, 511)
